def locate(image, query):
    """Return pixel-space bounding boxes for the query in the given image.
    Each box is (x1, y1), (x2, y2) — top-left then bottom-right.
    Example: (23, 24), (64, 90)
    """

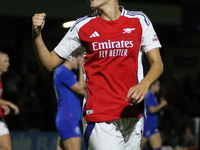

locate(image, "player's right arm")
(32, 13), (63, 71)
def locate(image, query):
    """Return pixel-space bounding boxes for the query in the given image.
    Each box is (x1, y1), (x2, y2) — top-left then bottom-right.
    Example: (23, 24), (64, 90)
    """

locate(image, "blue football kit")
(54, 65), (82, 140)
(143, 91), (159, 138)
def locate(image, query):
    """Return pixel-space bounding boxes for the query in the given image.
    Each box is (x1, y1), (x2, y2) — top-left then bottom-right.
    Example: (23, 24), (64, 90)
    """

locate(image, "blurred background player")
(141, 80), (168, 150)
(0, 51), (19, 150)
(54, 50), (86, 150)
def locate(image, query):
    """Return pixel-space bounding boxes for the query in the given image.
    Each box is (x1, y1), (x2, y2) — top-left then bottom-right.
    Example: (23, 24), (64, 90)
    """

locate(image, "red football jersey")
(54, 6), (161, 122)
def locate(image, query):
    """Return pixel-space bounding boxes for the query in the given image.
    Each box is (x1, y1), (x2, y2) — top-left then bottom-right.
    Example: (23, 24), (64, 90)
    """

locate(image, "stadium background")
(0, 0), (200, 149)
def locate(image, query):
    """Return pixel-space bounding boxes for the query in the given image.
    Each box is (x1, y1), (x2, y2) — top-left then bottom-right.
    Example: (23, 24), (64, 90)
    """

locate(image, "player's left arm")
(126, 48), (163, 104)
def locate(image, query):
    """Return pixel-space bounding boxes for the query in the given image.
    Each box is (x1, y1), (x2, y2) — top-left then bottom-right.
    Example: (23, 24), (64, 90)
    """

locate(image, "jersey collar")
(94, 5), (126, 17)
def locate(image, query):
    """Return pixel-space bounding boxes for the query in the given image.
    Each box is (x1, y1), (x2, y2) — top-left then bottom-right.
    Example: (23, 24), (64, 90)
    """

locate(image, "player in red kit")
(32, 0), (163, 149)
(0, 51), (19, 150)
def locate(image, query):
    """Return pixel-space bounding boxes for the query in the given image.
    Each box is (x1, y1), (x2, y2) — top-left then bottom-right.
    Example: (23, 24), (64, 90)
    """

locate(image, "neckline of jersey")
(96, 6), (125, 24)
(97, 14), (124, 24)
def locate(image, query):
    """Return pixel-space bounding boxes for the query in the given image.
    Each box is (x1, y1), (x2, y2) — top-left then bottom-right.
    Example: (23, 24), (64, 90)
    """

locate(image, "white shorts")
(0, 121), (9, 136)
(83, 117), (144, 150)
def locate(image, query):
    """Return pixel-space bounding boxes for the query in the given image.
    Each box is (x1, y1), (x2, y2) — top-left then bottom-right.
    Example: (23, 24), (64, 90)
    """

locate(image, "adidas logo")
(90, 31), (100, 38)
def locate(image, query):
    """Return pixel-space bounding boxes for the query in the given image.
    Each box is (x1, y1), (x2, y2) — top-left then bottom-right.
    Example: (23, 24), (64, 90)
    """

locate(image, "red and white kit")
(55, 6), (161, 149)
(55, 6), (161, 123)
(0, 78), (9, 136)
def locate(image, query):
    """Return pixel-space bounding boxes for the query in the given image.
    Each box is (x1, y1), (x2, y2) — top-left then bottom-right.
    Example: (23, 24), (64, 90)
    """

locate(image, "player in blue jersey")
(141, 80), (168, 150)
(54, 49), (86, 150)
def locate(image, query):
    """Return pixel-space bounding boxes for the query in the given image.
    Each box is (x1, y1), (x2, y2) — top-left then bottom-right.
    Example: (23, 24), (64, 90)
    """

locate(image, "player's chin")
(90, 5), (98, 10)
(3, 69), (8, 73)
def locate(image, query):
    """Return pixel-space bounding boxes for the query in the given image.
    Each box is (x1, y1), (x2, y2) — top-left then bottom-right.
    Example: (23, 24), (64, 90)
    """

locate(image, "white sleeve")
(54, 22), (81, 61)
(140, 12), (162, 53)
